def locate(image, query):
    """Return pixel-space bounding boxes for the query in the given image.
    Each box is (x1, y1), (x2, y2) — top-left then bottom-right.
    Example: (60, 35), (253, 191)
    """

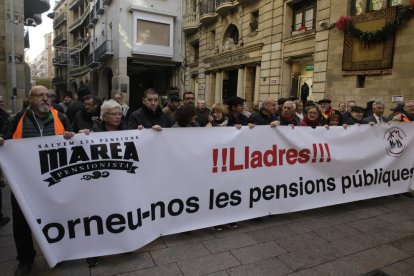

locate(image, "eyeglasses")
(106, 112), (122, 117)
(30, 93), (52, 98)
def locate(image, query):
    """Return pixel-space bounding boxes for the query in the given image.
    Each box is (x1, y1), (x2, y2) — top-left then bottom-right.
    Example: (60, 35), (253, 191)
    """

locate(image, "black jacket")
(362, 115), (388, 124)
(128, 106), (172, 129)
(227, 113), (249, 126)
(72, 109), (100, 133)
(248, 111), (278, 125)
(91, 120), (127, 132)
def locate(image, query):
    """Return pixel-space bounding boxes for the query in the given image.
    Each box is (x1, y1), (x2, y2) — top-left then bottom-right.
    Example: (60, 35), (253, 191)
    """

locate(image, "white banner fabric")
(0, 123), (413, 267)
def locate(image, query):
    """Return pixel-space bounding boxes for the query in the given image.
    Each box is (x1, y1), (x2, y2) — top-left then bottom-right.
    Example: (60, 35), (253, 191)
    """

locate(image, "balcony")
(237, 0), (254, 4)
(103, 0), (112, 5)
(52, 53), (69, 66)
(199, 0), (217, 25)
(53, 33), (68, 46)
(216, 0), (235, 15)
(53, 13), (67, 29)
(69, 3), (91, 32)
(95, 40), (113, 61)
(183, 12), (199, 34)
(70, 65), (89, 77)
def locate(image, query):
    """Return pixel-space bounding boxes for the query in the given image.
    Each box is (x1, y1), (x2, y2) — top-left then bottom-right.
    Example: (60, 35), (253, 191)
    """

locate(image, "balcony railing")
(69, 3), (91, 32)
(95, 40), (113, 61)
(53, 33), (67, 46)
(69, 0), (81, 9)
(199, 0), (217, 25)
(183, 12), (199, 34)
(216, 0), (234, 14)
(103, 0), (112, 5)
(53, 13), (67, 29)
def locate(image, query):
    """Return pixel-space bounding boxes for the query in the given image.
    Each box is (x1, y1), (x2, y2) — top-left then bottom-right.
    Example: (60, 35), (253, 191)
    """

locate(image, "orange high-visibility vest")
(12, 107), (65, 139)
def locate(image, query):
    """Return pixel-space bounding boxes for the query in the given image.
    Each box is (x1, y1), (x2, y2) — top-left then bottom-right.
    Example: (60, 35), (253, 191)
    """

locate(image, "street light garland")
(335, 3), (414, 43)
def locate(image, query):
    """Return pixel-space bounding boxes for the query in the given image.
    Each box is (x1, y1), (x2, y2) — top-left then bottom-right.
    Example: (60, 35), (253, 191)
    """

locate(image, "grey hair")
(100, 99), (121, 120)
(284, 100), (296, 110)
(372, 100), (385, 108)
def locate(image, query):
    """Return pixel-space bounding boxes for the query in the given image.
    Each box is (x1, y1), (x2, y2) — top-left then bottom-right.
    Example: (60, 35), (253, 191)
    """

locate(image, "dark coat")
(362, 115), (388, 124)
(279, 115), (301, 126)
(248, 111), (278, 125)
(128, 106), (172, 129)
(91, 120), (127, 132)
(72, 109), (100, 133)
(0, 108), (10, 131)
(227, 113), (249, 126)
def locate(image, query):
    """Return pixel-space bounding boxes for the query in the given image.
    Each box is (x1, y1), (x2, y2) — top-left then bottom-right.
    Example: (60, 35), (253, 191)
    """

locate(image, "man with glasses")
(0, 85), (74, 276)
(113, 92), (130, 119)
(392, 100), (414, 122)
(128, 88), (172, 131)
(72, 95), (101, 133)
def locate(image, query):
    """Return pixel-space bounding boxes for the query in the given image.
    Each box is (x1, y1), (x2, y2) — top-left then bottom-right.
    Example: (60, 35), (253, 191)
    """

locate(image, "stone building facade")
(31, 32), (54, 79)
(183, 0), (413, 112)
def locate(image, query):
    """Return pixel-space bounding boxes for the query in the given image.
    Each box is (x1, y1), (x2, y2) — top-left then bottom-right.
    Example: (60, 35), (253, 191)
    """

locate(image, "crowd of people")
(0, 85), (413, 275)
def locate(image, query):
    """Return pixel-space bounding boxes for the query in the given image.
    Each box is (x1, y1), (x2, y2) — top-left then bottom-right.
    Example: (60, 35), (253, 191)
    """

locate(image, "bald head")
(261, 98), (277, 115)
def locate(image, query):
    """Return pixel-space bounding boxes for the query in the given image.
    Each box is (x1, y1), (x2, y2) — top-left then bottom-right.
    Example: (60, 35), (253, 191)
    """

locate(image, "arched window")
(223, 24), (239, 49)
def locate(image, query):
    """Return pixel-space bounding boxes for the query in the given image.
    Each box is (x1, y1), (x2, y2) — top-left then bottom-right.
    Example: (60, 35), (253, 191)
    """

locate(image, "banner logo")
(38, 142), (139, 186)
(384, 127), (407, 157)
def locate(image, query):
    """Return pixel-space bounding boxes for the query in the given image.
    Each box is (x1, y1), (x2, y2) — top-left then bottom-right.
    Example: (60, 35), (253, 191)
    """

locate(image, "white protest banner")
(0, 123), (413, 267)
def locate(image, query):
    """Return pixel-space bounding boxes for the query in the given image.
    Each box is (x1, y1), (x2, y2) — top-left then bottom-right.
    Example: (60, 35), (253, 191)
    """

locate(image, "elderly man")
(392, 100), (414, 122)
(72, 95), (101, 133)
(343, 106), (365, 125)
(128, 88), (172, 130)
(362, 100), (388, 124)
(248, 98), (279, 125)
(196, 99), (210, 127)
(279, 100), (300, 126)
(113, 92), (130, 119)
(0, 85), (74, 276)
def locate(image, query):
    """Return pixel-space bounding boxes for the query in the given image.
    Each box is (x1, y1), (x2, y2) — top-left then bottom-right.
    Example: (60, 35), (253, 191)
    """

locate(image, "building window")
(191, 41), (199, 64)
(388, 0), (402, 6)
(351, 0), (364, 15)
(250, 11), (259, 32)
(367, 0), (383, 11)
(137, 20), (170, 47)
(132, 10), (174, 57)
(292, 0), (316, 32)
(357, 75), (365, 88)
(210, 30), (216, 50)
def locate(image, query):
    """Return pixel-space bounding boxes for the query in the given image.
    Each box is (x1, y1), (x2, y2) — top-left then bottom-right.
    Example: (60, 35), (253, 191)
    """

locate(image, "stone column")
(215, 70), (222, 103)
(205, 72), (211, 106)
(237, 65), (245, 98)
(254, 63), (261, 103)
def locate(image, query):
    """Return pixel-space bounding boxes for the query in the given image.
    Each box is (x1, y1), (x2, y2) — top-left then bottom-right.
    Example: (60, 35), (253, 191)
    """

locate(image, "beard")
(38, 103), (50, 113)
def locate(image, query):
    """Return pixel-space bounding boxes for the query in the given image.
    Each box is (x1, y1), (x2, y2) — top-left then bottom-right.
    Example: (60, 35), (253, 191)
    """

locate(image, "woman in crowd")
(326, 113), (342, 126)
(173, 104), (199, 127)
(299, 106), (322, 128)
(206, 103), (228, 127)
(91, 99), (127, 132)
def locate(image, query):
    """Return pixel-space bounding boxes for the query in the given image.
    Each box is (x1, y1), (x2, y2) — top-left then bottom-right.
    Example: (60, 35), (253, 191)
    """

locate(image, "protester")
(279, 100), (300, 126)
(343, 106), (365, 125)
(338, 102), (347, 115)
(294, 100), (304, 122)
(206, 103), (228, 127)
(342, 100), (356, 122)
(91, 99), (127, 132)
(72, 95), (101, 133)
(300, 82), (309, 105)
(128, 88), (172, 130)
(162, 95), (181, 123)
(327, 113), (342, 126)
(113, 92), (130, 120)
(58, 93), (73, 113)
(173, 104), (199, 127)
(248, 98), (278, 126)
(0, 86), (74, 276)
(183, 91), (196, 106)
(195, 99), (210, 126)
(226, 96), (249, 127)
(299, 106), (322, 128)
(391, 100), (414, 122)
(362, 100), (388, 124)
